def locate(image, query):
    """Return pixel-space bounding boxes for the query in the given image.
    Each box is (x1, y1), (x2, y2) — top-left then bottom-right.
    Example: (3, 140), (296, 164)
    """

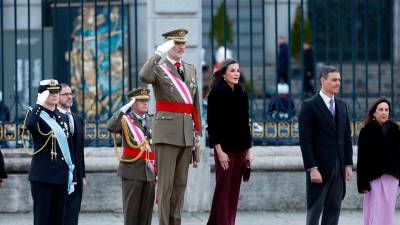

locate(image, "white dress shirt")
(58, 108), (74, 134)
(319, 90), (335, 111)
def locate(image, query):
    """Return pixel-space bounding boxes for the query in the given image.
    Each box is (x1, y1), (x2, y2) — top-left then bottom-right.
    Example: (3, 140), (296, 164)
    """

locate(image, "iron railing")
(0, 0), (398, 147)
(0, 0), (144, 147)
(203, 0), (397, 145)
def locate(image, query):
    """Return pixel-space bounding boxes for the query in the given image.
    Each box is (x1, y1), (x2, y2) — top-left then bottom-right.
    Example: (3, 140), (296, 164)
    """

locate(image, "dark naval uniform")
(107, 88), (156, 225)
(139, 29), (201, 225)
(25, 80), (74, 225)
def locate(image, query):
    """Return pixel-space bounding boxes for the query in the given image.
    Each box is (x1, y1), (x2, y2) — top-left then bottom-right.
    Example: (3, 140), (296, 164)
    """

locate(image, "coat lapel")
(130, 114), (146, 134)
(183, 62), (197, 99)
(315, 94), (337, 131)
(72, 113), (79, 137)
(144, 115), (152, 137)
(183, 64), (191, 89)
(336, 99), (344, 135)
(165, 59), (183, 81)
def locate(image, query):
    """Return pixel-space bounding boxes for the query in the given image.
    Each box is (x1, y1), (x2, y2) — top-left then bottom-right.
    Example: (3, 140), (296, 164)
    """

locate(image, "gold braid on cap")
(112, 116), (151, 163)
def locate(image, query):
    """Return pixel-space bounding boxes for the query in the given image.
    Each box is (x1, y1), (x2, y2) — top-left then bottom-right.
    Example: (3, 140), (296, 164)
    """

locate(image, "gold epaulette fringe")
(21, 107), (57, 158)
(113, 117), (151, 163)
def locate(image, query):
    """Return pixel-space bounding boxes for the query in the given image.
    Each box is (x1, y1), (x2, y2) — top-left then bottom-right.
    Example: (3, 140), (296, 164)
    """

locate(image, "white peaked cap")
(277, 83), (289, 94)
(215, 46), (233, 64)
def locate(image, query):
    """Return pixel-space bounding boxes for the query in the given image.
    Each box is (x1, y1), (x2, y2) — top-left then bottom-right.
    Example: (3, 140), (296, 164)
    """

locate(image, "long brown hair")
(365, 97), (391, 125)
(209, 58), (238, 90)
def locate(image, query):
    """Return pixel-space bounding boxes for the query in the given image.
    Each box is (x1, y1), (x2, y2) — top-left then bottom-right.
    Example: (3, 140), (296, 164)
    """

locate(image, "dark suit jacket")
(26, 105), (71, 184)
(72, 113), (85, 183)
(298, 94), (353, 207)
(0, 149), (7, 179)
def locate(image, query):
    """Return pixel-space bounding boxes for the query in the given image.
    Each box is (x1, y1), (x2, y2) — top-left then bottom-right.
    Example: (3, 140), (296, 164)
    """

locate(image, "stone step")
(0, 146), (379, 213)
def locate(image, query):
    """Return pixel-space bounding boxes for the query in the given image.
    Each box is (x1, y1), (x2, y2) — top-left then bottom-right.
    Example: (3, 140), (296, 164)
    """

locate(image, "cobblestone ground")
(2, 210), (400, 225)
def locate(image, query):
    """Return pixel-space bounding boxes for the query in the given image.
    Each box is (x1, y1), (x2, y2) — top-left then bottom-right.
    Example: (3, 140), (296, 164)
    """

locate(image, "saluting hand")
(155, 40), (175, 56)
(36, 90), (49, 106)
(120, 98), (136, 114)
(309, 168), (323, 183)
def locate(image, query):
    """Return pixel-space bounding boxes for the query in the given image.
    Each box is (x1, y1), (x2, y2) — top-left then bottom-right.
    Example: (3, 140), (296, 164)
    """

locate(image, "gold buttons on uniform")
(61, 157), (64, 160)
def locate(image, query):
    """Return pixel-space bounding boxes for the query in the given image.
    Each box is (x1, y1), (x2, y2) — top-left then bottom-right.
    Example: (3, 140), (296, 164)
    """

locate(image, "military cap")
(38, 79), (61, 93)
(162, 28), (188, 42)
(127, 88), (150, 100)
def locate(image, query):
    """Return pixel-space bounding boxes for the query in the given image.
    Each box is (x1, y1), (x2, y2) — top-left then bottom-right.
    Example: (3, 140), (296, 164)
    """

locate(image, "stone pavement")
(2, 210), (400, 225)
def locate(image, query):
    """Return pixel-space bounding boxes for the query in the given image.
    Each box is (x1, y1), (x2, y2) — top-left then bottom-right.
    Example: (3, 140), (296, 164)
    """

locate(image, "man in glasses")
(58, 83), (86, 225)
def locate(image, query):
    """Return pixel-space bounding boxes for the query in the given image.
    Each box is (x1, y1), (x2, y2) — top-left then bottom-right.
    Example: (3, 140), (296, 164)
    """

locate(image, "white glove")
(36, 90), (49, 106)
(155, 40), (175, 56)
(120, 98), (135, 113)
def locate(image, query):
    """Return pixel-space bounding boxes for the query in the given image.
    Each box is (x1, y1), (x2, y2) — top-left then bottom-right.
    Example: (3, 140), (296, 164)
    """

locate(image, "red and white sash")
(159, 63), (193, 104)
(122, 115), (145, 143)
(122, 115), (156, 173)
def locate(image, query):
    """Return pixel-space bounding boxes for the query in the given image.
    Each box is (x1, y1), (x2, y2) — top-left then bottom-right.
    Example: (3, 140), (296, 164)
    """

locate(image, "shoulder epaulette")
(182, 61), (194, 67)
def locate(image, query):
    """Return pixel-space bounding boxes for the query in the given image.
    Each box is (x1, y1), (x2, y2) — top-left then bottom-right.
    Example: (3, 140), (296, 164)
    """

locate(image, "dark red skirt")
(207, 149), (247, 225)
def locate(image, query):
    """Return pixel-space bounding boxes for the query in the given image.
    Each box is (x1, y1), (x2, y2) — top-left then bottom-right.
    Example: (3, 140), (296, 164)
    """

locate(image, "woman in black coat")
(206, 58), (252, 225)
(357, 97), (400, 225)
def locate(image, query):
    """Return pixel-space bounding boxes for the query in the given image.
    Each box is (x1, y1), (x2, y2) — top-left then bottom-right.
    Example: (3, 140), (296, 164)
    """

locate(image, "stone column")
(146, 0), (210, 212)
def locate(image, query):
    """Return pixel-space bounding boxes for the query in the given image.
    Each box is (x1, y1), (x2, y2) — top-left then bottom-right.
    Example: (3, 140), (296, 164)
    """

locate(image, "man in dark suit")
(58, 83), (86, 225)
(0, 148), (7, 186)
(278, 36), (288, 83)
(298, 66), (353, 225)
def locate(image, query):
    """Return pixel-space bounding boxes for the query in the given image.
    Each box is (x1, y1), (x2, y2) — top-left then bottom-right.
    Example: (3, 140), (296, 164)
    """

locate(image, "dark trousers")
(279, 71), (288, 83)
(306, 160), (344, 225)
(207, 150), (247, 225)
(64, 179), (83, 225)
(31, 181), (68, 225)
(122, 178), (155, 225)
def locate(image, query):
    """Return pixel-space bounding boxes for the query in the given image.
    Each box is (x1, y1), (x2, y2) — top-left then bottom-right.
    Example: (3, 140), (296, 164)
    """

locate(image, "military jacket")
(25, 105), (72, 184)
(107, 111), (155, 182)
(139, 54), (202, 147)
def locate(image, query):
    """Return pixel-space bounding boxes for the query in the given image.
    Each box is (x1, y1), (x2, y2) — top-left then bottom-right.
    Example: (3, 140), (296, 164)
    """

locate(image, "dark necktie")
(174, 62), (185, 81)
